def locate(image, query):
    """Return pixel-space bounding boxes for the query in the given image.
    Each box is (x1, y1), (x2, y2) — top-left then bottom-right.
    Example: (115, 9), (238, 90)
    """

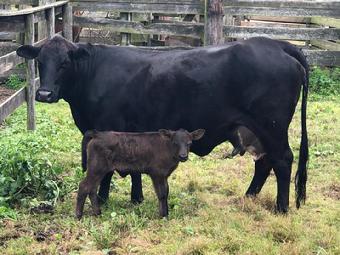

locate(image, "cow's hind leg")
(130, 173), (144, 204)
(246, 156), (272, 196)
(272, 147), (293, 213)
(98, 172), (114, 204)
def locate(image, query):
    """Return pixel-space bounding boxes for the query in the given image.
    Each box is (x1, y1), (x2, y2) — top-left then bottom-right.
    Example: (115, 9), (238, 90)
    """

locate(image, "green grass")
(0, 88), (339, 254)
(4, 74), (25, 90)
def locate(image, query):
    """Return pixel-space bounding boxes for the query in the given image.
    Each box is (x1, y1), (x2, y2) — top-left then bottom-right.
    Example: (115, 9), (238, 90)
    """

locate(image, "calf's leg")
(151, 176), (169, 218)
(246, 156), (272, 196)
(76, 179), (90, 219)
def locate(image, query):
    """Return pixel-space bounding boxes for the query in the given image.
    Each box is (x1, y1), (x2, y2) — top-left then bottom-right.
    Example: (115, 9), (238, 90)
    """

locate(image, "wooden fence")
(72, 0), (340, 66)
(0, 0), (72, 129)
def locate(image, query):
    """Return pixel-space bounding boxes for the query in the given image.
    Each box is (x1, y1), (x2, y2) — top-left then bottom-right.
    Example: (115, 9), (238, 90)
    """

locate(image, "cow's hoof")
(75, 213), (83, 220)
(275, 205), (289, 214)
(245, 192), (257, 198)
(131, 196), (144, 204)
(97, 195), (108, 205)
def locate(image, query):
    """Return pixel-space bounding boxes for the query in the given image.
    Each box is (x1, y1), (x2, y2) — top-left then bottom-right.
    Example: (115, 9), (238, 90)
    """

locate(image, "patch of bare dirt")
(323, 183), (340, 200)
(0, 85), (15, 104)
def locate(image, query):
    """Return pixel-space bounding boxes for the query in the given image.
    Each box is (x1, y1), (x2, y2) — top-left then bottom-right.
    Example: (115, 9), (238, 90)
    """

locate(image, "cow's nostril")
(38, 91), (52, 98)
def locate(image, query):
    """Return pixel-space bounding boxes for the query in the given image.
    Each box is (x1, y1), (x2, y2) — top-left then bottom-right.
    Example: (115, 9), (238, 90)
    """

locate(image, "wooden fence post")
(63, 3), (73, 41)
(204, 0), (224, 46)
(46, 7), (55, 39)
(25, 13), (36, 131)
(120, 12), (132, 45)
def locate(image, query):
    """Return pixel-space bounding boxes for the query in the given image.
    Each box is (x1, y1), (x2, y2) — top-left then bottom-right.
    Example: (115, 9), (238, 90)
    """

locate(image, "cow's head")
(16, 35), (89, 103)
(159, 129), (205, 162)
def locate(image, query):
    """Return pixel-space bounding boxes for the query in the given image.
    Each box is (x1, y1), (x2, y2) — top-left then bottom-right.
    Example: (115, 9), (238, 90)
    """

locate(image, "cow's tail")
(289, 47), (309, 209)
(81, 130), (97, 171)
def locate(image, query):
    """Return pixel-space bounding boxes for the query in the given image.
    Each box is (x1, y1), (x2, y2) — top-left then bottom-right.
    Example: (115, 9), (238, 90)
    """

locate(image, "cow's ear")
(191, 129), (205, 141)
(16, 45), (40, 59)
(68, 47), (90, 61)
(159, 129), (173, 139)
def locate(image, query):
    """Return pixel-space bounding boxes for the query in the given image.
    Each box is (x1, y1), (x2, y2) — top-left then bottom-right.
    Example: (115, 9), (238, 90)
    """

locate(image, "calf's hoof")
(75, 213), (83, 220)
(92, 209), (102, 216)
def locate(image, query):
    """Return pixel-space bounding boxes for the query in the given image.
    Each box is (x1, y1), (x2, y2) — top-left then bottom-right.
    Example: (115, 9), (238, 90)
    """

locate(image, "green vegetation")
(4, 74), (25, 90)
(0, 70), (339, 254)
(309, 67), (340, 98)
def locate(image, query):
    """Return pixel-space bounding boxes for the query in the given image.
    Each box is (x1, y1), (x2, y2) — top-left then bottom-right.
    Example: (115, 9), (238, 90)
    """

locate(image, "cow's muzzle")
(36, 89), (57, 103)
(179, 155), (188, 162)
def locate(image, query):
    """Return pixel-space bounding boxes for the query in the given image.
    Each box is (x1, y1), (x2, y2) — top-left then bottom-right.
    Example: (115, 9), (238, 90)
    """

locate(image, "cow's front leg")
(130, 173), (144, 203)
(98, 172), (114, 203)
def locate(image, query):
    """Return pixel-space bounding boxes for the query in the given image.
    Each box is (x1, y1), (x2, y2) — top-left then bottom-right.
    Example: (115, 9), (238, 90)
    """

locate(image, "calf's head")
(159, 129), (205, 162)
(16, 35), (89, 103)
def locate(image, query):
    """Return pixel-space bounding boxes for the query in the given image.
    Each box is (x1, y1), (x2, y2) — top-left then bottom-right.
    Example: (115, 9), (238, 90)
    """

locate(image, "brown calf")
(76, 128), (205, 219)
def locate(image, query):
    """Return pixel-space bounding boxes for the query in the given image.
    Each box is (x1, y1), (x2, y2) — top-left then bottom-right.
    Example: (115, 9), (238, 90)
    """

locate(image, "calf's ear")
(16, 45), (40, 59)
(68, 47), (90, 61)
(159, 129), (172, 139)
(191, 129), (205, 140)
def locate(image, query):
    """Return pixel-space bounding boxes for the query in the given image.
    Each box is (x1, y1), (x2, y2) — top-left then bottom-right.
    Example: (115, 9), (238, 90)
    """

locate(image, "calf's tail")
(81, 130), (97, 171)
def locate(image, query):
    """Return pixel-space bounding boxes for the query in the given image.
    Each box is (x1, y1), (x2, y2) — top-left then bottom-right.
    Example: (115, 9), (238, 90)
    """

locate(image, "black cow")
(16, 35), (308, 213)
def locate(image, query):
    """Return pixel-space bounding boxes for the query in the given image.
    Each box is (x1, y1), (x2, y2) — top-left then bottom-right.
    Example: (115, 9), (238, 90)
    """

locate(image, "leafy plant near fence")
(0, 133), (61, 208)
(309, 67), (340, 97)
(0, 104), (82, 219)
(4, 74), (25, 90)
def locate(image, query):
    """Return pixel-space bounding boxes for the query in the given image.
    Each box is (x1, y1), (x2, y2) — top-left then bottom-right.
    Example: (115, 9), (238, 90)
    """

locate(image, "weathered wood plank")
(241, 20), (307, 28)
(311, 17), (340, 28)
(204, 0), (224, 45)
(0, 87), (26, 124)
(224, 0), (340, 9)
(224, 26), (340, 40)
(25, 13), (35, 130)
(0, 77), (40, 124)
(247, 16), (310, 23)
(71, 2), (204, 14)
(62, 3), (73, 41)
(0, 32), (16, 40)
(0, 0), (68, 16)
(0, 16), (25, 32)
(46, 6), (55, 38)
(0, 0), (37, 4)
(120, 12), (132, 45)
(71, 0), (201, 3)
(311, 40), (340, 51)
(0, 51), (24, 75)
(225, 7), (340, 18)
(74, 16), (204, 38)
(303, 49), (340, 66)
